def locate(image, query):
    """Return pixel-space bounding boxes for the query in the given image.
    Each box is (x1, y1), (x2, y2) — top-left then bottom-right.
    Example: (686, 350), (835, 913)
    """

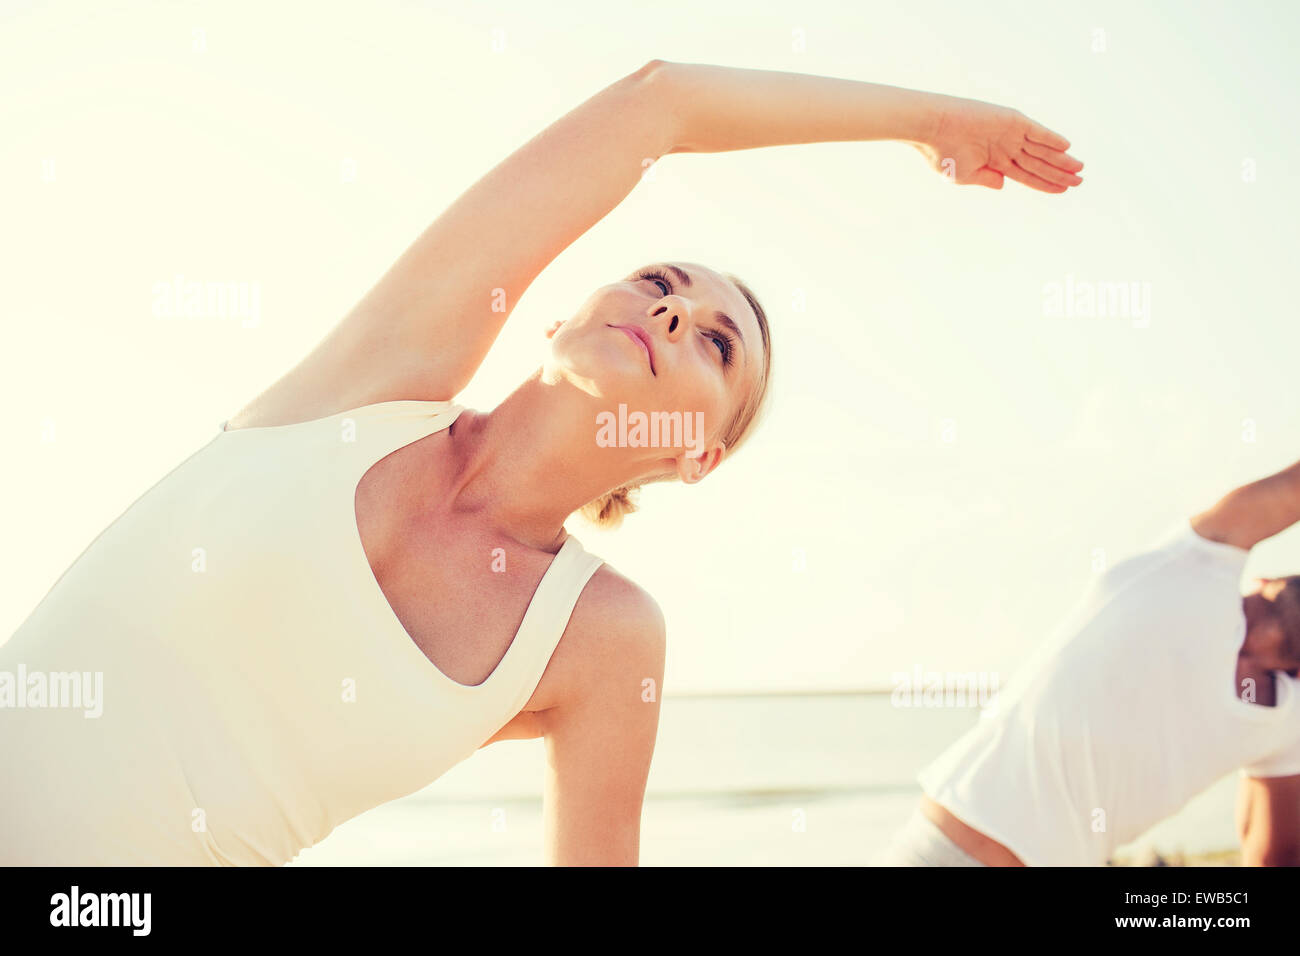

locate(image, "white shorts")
(873, 807), (988, 867)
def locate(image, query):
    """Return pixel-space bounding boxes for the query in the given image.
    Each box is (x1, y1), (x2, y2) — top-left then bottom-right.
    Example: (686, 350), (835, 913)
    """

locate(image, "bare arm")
(1192, 459), (1300, 551)
(656, 59), (1084, 191)
(536, 589), (666, 866)
(1237, 773), (1300, 865)
(659, 61), (941, 152)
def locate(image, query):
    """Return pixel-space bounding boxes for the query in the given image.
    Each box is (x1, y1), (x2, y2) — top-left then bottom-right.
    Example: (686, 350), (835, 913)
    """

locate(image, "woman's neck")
(437, 373), (667, 551)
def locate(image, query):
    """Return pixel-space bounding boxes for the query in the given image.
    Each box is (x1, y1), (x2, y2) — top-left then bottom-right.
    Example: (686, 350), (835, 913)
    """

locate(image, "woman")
(0, 60), (1082, 866)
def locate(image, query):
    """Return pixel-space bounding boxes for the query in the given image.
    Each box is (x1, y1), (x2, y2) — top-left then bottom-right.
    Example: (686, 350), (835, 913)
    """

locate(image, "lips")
(612, 324), (656, 375)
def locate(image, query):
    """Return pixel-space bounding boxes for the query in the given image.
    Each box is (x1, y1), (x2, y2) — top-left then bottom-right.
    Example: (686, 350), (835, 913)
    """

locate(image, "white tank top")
(0, 400), (605, 865)
(918, 520), (1300, 866)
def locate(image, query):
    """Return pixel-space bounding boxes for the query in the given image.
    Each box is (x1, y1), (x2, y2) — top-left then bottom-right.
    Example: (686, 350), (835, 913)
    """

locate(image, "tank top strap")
(486, 533), (607, 719)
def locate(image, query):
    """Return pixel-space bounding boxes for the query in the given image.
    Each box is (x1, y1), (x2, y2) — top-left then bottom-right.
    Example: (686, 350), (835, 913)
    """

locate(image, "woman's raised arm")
(333, 60), (1082, 402)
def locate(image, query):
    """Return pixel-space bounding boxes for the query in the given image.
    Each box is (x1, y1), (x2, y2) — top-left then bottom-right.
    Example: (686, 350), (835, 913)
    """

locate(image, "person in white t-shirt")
(876, 458), (1300, 867)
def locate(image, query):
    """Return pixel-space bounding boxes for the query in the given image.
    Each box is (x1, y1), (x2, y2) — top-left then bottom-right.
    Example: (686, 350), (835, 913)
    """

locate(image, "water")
(289, 694), (1242, 866)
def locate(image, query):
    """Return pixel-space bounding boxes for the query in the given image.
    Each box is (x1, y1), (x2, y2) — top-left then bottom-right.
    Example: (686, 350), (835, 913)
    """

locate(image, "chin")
(567, 356), (656, 402)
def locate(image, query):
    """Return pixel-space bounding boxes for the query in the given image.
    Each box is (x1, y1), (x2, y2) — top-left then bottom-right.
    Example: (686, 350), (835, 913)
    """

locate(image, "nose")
(648, 294), (694, 343)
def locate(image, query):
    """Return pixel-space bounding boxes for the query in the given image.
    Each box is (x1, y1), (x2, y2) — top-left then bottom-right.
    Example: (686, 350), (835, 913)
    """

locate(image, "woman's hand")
(910, 95), (1084, 193)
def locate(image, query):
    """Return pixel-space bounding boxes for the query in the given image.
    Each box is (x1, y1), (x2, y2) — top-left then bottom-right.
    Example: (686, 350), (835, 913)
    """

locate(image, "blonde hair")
(577, 272), (773, 530)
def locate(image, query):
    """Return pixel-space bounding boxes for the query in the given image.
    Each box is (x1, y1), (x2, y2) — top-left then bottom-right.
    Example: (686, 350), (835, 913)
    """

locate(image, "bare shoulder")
(580, 564), (667, 642)
(546, 563), (666, 707)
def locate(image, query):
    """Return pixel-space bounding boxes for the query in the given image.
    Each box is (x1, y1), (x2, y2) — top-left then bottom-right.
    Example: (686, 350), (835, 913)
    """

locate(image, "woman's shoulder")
(579, 563), (666, 638)
(544, 561), (666, 706)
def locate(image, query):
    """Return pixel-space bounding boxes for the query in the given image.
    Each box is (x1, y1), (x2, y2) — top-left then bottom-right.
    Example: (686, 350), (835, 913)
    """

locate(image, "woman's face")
(545, 260), (762, 467)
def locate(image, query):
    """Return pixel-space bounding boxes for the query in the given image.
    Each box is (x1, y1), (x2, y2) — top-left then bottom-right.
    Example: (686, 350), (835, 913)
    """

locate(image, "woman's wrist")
(900, 89), (948, 147)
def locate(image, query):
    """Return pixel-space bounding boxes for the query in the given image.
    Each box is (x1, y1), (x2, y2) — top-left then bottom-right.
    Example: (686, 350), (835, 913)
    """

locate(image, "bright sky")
(3, 0), (1299, 694)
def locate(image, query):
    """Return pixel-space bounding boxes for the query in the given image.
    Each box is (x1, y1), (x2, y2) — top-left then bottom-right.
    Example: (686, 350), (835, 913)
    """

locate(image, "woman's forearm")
(652, 59), (945, 155)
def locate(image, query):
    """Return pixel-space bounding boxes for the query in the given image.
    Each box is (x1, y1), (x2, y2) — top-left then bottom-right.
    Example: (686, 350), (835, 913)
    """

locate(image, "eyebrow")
(662, 264), (749, 372)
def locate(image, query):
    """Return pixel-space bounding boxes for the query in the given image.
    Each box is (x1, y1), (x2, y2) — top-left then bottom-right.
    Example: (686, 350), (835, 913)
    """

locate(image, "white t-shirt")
(917, 520), (1300, 867)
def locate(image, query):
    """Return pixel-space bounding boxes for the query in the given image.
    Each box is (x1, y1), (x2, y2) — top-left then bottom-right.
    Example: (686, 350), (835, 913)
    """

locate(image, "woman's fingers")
(1005, 158), (1069, 193)
(1025, 120), (1070, 151)
(1015, 151), (1083, 188)
(1023, 140), (1084, 173)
